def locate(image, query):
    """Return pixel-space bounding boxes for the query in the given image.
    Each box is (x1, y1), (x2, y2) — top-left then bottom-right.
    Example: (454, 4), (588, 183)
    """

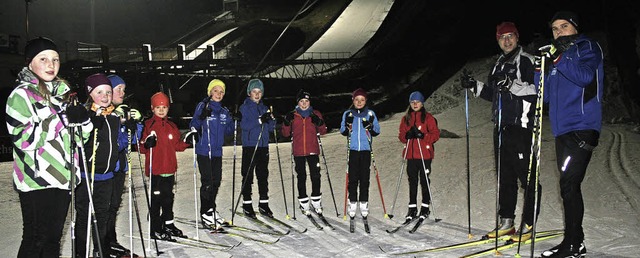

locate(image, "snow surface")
(1, 58), (639, 258)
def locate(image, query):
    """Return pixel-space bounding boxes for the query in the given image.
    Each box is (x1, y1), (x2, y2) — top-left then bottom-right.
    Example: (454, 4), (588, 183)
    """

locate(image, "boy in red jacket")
(281, 91), (327, 215)
(140, 92), (190, 241)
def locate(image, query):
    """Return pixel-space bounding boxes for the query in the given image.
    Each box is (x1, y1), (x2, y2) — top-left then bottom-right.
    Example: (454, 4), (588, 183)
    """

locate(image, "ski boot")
(259, 200), (274, 218)
(165, 222), (186, 238)
(151, 230), (176, 242)
(299, 197), (311, 215)
(485, 217), (515, 238)
(541, 241), (586, 258)
(359, 201), (369, 217)
(509, 223), (533, 242)
(419, 203), (430, 219)
(405, 206), (418, 222)
(243, 200), (257, 219)
(348, 201), (358, 218)
(311, 195), (323, 214)
(109, 241), (139, 258)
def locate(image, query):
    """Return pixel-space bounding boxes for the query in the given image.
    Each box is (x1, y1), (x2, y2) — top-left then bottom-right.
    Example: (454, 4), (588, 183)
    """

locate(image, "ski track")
(605, 129), (640, 212)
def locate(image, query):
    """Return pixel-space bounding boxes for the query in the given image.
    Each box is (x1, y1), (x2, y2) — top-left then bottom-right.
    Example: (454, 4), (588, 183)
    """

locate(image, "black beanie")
(296, 90), (311, 102)
(25, 37), (57, 62)
(549, 11), (579, 28)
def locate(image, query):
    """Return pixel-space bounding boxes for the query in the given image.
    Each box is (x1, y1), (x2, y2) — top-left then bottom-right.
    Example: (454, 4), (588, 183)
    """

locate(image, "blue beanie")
(247, 79), (264, 95)
(409, 91), (425, 103)
(107, 75), (126, 88)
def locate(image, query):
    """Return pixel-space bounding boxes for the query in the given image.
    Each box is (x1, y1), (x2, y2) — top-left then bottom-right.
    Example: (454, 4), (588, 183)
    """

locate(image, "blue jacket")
(115, 122), (142, 173)
(240, 97), (275, 147)
(190, 99), (235, 157)
(535, 34), (603, 136)
(339, 107), (381, 151)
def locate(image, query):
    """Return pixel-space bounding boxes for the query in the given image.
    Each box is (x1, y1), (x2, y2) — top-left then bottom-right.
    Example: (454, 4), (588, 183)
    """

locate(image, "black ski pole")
(231, 124), (264, 223)
(127, 129), (148, 257)
(133, 133), (160, 254)
(317, 133), (339, 217)
(390, 140), (409, 219)
(271, 106), (289, 219)
(464, 73), (473, 239)
(290, 137), (297, 220)
(494, 91), (503, 251)
(417, 131), (441, 222)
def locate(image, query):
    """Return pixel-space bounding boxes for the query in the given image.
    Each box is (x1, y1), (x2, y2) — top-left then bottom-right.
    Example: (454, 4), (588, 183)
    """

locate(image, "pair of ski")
(349, 216), (371, 233)
(175, 216), (281, 244)
(130, 233), (239, 251)
(234, 210), (308, 234)
(380, 229), (562, 256)
(302, 209), (335, 230)
(386, 215), (431, 234)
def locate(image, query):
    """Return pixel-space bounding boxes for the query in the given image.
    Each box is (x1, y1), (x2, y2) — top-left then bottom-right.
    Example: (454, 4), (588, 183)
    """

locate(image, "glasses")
(499, 33), (516, 40)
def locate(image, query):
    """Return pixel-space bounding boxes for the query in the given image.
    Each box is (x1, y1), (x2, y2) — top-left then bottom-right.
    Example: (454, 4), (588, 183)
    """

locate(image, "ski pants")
(295, 155), (322, 199)
(106, 170), (126, 244)
(241, 146), (270, 202)
(348, 150), (371, 202)
(406, 159), (432, 207)
(555, 129), (599, 245)
(75, 178), (113, 257)
(150, 175), (176, 232)
(496, 125), (541, 226)
(18, 188), (70, 258)
(197, 155), (223, 214)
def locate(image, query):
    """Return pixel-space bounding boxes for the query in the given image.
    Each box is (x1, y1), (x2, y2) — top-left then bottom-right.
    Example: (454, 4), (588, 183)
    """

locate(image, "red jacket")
(139, 115), (189, 176)
(398, 110), (440, 160)
(281, 109), (327, 157)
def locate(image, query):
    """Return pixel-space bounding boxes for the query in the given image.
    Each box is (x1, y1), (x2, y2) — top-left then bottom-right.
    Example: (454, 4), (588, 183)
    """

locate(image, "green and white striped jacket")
(6, 67), (92, 192)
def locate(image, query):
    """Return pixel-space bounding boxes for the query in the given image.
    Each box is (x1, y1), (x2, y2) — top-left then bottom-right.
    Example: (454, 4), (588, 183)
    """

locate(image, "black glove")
(495, 74), (512, 93)
(460, 70), (477, 89)
(283, 111), (294, 126)
(310, 113), (323, 126)
(232, 111), (242, 121)
(552, 34), (579, 54)
(90, 115), (104, 129)
(259, 112), (273, 124)
(144, 134), (157, 149)
(405, 129), (416, 139)
(199, 105), (212, 120)
(412, 126), (424, 139)
(66, 102), (89, 124)
(124, 120), (137, 134)
(345, 112), (354, 125)
(361, 118), (372, 130)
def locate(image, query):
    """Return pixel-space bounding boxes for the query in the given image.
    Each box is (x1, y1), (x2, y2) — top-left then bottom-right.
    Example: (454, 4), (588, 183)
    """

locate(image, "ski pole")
(127, 129), (147, 257)
(343, 134), (350, 220)
(270, 106), (289, 219)
(231, 120), (238, 222)
(290, 137), (297, 220)
(189, 127), (200, 240)
(82, 129), (104, 258)
(464, 80), (473, 239)
(317, 133), (339, 217)
(389, 140), (409, 219)
(133, 133), (160, 254)
(69, 125), (78, 257)
(494, 91), (503, 252)
(231, 124), (264, 224)
(416, 127), (441, 222)
(365, 128), (389, 219)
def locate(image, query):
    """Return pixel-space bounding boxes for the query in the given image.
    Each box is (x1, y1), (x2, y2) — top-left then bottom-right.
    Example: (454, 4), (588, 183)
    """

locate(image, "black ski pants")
(295, 155), (322, 199)
(241, 146), (270, 202)
(197, 155), (223, 214)
(348, 150), (371, 202)
(18, 188), (70, 258)
(150, 175), (176, 232)
(406, 159), (432, 207)
(75, 178), (113, 257)
(105, 170), (126, 245)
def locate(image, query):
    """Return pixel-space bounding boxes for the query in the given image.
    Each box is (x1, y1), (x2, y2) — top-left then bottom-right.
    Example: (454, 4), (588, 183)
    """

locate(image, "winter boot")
(165, 222), (186, 238)
(359, 201), (369, 218)
(405, 205), (418, 221)
(485, 217), (515, 238)
(243, 200), (257, 219)
(311, 195), (323, 214)
(541, 241), (586, 258)
(299, 197), (311, 215)
(259, 200), (274, 218)
(509, 223), (533, 242)
(348, 201), (358, 218)
(419, 203), (430, 219)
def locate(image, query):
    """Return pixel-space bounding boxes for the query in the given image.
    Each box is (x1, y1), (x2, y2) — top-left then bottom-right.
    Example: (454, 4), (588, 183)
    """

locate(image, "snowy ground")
(2, 59), (639, 257)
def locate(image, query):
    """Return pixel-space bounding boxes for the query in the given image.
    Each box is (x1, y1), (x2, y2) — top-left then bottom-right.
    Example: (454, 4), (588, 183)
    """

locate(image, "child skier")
(281, 90), (328, 215)
(139, 92), (190, 240)
(239, 79), (276, 218)
(189, 79), (235, 228)
(339, 88), (381, 220)
(397, 91), (440, 222)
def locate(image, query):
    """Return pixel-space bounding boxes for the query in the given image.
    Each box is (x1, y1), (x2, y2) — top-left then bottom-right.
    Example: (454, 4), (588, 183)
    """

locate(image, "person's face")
(249, 88), (262, 103)
(89, 85), (113, 107)
(497, 32), (518, 54)
(28, 50), (60, 82)
(112, 84), (125, 105)
(353, 95), (366, 109)
(298, 98), (310, 110)
(152, 105), (169, 118)
(551, 19), (578, 39)
(410, 100), (423, 111)
(210, 86), (225, 102)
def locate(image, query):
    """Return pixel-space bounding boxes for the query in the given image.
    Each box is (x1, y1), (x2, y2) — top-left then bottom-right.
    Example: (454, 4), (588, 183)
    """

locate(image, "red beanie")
(352, 88), (367, 99)
(151, 92), (170, 108)
(496, 22), (519, 40)
(85, 73), (112, 95)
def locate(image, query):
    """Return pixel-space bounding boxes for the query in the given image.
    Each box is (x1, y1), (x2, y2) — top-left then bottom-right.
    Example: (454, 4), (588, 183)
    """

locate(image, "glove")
(552, 34), (579, 53)
(144, 132), (157, 149)
(124, 120), (137, 134)
(66, 102), (89, 124)
(361, 118), (372, 130)
(283, 112), (294, 126)
(183, 128), (198, 143)
(129, 108), (142, 121)
(405, 129), (416, 139)
(90, 115), (104, 129)
(232, 111), (242, 121)
(199, 105), (212, 120)
(345, 112), (354, 125)
(460, 71), (477, 89)
(495, 74), (512, 93)
(114, 104), (131, 120)
(412, 126), (424, 139)
(310, 113), (323, 126)
(259, 112), (273, 124)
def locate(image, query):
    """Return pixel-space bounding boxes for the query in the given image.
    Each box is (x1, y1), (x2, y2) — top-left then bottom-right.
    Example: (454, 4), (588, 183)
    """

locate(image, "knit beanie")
(107, 75), (126, 88)
(496, 22), (519, 40)
(207, 79), (226, 96)
(151, 92), (170, 108)
(85, 73), (112, 95)
(549, 11), (579, 28)
(352, 88), (367, 99)
(25, 37), (57, 63)
(296, 90), (311, 102)
(246, 79), (264, 95)
(409, 91), (425, 103)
